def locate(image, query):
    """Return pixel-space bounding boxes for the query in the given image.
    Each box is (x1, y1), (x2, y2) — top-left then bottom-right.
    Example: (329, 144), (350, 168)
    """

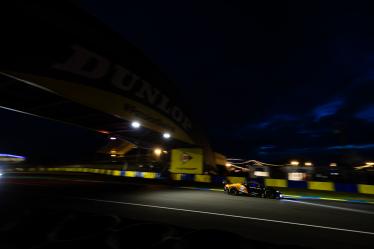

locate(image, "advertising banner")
(170, 148), (203, 174)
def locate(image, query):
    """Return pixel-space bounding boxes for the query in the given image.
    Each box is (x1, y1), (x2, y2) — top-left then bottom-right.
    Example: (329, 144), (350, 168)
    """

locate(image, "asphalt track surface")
(0, 175), (373, 249)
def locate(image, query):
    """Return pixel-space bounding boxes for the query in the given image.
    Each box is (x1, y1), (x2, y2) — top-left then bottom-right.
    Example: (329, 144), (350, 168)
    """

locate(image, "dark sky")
(78, 0), (374, 164)
(1, 0), (374, 165)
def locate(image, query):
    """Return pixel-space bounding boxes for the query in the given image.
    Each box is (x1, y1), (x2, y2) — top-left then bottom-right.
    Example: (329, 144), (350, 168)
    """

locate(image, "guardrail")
(5, 167), (374, 195)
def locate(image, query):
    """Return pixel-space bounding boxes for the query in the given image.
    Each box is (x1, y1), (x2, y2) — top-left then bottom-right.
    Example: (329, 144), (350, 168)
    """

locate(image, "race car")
(224, 181), (283, 199)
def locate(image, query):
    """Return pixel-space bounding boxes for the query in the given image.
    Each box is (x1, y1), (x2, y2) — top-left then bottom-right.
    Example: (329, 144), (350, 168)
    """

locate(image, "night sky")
(1, 0), (374, 165)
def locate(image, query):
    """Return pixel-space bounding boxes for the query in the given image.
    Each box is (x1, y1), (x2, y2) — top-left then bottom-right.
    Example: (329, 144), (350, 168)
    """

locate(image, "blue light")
(0, 153), (26, 159)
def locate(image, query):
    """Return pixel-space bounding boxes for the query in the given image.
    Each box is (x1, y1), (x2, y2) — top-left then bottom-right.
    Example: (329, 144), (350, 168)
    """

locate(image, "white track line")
(282, 199), (374, 215)
(75, 197), (374, 236)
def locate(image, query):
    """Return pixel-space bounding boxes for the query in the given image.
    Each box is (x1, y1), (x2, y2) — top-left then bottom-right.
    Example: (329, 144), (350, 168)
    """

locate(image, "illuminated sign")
(170, 148), (203, 174)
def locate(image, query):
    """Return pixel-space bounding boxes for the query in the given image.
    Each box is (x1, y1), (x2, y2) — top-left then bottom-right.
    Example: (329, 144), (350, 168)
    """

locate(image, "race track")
(0, 175), (373, 248)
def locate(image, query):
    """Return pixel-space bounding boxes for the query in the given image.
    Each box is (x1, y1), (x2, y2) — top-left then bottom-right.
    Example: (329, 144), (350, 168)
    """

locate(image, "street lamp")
(154, 148), (162, 156)
(304, 162), (313, 166)
(109, 136), (117, 140)
(131, 121), (141, 129)
(330, 163), (337, 167)
(366, 162), (374, 166)
(163, 132), (171, 139)
(290, 160), (299, 166)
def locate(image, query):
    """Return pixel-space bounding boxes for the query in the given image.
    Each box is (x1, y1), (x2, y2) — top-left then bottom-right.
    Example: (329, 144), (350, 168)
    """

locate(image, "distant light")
(225, 162), (232, 167)
(330, 172), (339, 175)
(154, 148), (162, 156)
(288, 172), (306, 181)
(131, 121), (141, 128)
(0, 173), (3, 176)
(163, 132), (171, 139)
(304, 162), (313, 166)
(254, 171), (269, 177)
(290, 160), (300, 166)
(111, 150), (117, 154)
(163, 150), (168, 154)
(330, 163), (337, 167)
(110, 137), (117, 140)
(98, 130), (110, 134)
(110, 154), (117, 157)
(355, 162), (374, 170)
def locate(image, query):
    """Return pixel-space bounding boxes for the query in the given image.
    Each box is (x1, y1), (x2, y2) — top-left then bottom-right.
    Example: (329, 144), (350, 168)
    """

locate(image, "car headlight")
(279, 194), (283, 198)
